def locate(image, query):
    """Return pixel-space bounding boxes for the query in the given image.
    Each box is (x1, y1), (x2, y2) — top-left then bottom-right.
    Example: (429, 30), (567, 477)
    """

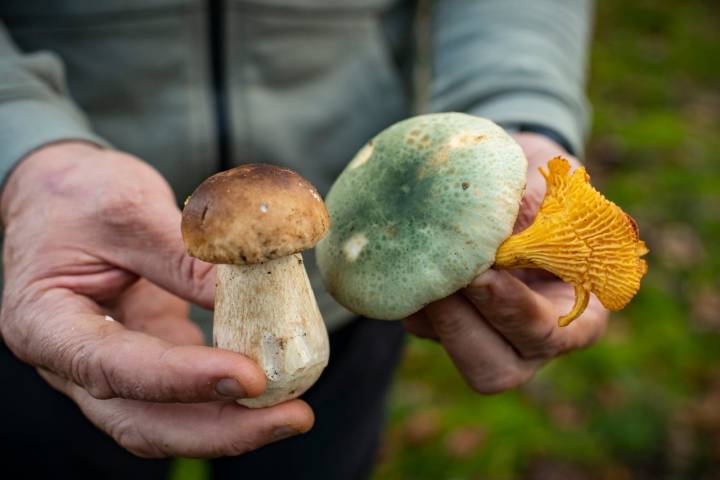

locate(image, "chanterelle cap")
(182, 164), (330, 264)
(316, 113), (527, 320)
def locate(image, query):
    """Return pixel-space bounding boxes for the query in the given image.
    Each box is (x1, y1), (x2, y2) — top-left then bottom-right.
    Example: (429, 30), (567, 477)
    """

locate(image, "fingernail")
(215, 378), (246, 398)
(271, 425), (300, 441)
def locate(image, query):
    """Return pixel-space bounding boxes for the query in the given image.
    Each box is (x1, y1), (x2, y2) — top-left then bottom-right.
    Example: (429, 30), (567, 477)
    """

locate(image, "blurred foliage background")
(375, 1), (720, 479)
(174, 0), (719, 479)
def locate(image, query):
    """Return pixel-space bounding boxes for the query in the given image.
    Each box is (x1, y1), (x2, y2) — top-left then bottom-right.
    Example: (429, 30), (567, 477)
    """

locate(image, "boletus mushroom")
(316, 113), (648, 326)
(182, 164), (330, 408)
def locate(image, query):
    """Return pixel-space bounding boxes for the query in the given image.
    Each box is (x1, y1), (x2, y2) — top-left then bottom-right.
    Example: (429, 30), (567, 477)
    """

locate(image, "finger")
(530, 280), (608, 350)
(510, 133), (582, 232)
(65, 267), (140, 304)
(39, 369), (314, 458)
(107, 279), (205, 346)
(105, 278), (189, 322)
(4, 289), (265, 402)
(425, 293), (539, 394)
(462, 269), (606, 360)
(403, 310), (439, 340)
(98, 207), (216, 310)
(123, 314), (206, 346)
(70, 316), (263, 401)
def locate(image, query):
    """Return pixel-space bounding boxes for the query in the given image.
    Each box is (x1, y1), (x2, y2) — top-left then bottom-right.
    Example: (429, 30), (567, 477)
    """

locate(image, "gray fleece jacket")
(0, 0), (593, 330)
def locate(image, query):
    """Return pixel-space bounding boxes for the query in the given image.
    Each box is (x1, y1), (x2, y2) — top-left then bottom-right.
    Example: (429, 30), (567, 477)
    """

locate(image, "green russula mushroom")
(316, 113), (527, 320)
(316, 113), (648, 325)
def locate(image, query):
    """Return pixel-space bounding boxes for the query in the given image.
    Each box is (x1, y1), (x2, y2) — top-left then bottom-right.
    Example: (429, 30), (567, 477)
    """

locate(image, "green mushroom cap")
(316, 113), (527, 320)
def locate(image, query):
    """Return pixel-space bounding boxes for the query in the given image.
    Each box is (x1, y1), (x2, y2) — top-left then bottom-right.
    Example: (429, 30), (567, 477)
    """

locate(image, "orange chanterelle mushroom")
(494, 157), (648, 326)
(317, 113), (648, 326)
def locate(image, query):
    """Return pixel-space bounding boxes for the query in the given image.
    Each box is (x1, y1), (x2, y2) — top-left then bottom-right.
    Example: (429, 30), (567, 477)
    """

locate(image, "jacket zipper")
(208, 0), (231, 170)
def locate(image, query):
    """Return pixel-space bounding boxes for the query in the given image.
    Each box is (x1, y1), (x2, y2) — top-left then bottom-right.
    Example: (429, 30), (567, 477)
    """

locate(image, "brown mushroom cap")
(181, 164), (330, 264)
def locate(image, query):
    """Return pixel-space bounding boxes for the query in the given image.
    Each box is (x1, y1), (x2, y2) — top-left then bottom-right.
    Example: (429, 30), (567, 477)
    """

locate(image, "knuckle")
(523, 338), (561, 361)
(535, 323), (557, 347)
(109, 415), (166, 458)
(429, 312), (463, 338)
(222, 437), (259, 457)
(516, 322), (564, 361)
(71, 342), (115, 400)
(114, 425), (146, 456)
(69, 325), (120, 400)
(95, 189), (146, 230)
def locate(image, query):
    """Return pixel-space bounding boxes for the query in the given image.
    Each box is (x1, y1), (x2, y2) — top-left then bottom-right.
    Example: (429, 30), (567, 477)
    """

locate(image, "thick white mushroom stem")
(213, 253), (329, 408)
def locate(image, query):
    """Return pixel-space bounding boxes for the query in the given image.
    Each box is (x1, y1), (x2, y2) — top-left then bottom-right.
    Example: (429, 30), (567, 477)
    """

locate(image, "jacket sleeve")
(0, 21), (108, 184)
(428, 0), (593, 156)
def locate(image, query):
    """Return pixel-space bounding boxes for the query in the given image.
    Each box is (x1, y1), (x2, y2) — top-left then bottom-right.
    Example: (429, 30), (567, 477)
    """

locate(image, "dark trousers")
(0, 318), (406, 480)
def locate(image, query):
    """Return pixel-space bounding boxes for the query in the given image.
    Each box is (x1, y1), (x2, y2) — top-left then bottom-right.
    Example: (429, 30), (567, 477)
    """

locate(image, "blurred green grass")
(172, 1), (720, 479)
(375, 1), (720, 479)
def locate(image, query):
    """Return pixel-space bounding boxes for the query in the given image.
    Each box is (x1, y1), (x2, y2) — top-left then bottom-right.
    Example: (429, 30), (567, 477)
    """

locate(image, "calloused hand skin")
(404, 133), (609, 394)
(0, 142), (314, 458)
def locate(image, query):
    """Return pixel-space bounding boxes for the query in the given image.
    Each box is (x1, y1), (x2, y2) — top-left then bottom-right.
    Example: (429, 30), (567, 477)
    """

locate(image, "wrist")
(504, 124), (575, 156)
(510, 132), (582, 170)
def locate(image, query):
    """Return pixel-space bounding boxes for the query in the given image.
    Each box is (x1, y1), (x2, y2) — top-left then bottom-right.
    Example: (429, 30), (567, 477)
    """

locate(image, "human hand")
(404, 133), (609, 393)
(0, 142), (314, 457)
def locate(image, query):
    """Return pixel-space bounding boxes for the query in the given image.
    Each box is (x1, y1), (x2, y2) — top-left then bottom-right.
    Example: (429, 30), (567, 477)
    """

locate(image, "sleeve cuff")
(466, 91), (590, 158)
(0, 98), (110, 184)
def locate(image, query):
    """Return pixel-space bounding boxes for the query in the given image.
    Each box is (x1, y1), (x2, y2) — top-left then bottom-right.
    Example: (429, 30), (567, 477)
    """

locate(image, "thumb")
(462, 269), (553, 332)
(462, 269), (568, 358)
(101, 204), (216, 309)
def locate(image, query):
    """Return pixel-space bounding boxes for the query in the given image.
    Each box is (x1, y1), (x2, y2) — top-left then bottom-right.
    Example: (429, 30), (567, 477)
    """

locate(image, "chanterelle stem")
(494, 157), (649, 326)
(214, 254), (329, 408)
